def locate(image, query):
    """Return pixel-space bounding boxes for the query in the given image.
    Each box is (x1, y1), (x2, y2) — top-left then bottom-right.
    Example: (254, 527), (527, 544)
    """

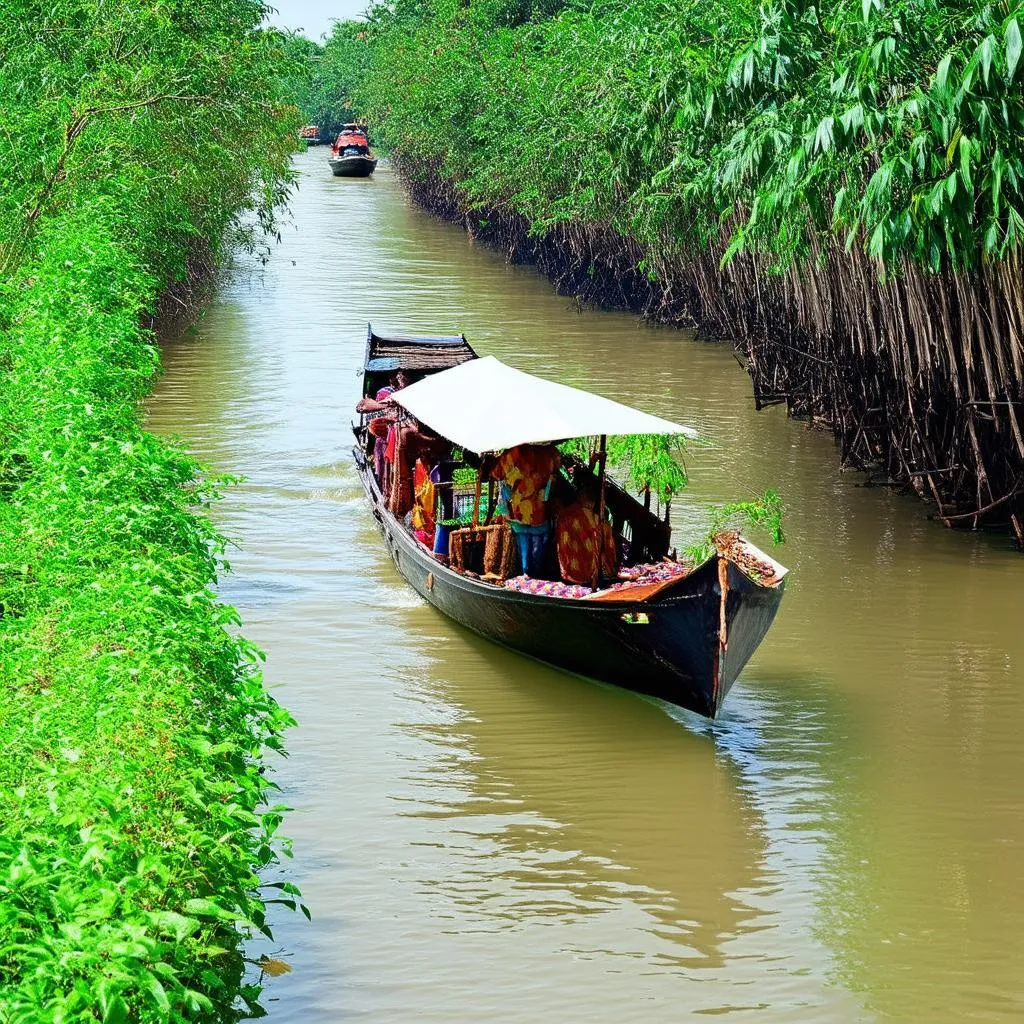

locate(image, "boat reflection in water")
(402, 632), (766, 955)
(390, 610), (866, 1018)
(354, 327), (789, 719)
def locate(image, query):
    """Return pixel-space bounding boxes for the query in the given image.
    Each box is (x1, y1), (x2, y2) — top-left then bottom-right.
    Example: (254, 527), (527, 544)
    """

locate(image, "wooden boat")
(327, 123), (377, 177)
(299, 124), (323, 145)
(353, 327), (788, 719)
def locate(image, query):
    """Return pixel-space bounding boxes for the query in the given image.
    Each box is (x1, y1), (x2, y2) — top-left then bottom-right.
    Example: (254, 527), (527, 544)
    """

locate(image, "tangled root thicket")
(396, 157), (1024, 550)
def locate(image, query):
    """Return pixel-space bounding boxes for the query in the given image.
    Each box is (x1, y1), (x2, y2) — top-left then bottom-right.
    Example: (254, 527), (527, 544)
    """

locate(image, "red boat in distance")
(328, 123), (378, 177)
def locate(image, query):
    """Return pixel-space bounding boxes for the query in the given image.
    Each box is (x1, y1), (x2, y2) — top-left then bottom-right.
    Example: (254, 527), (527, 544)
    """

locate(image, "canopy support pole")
(472, 467), (482, 528)
(484, 478), (495, 526)
(593, 434), (608, 590)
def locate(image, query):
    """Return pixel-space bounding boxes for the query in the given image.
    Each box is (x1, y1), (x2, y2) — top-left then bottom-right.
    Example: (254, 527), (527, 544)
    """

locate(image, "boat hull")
(355, 448), (785, 718)
(328, 155), (377, 177)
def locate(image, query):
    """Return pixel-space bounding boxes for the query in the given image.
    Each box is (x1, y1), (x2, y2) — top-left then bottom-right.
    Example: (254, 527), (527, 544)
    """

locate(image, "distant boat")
(328, 123), (378, 177)
(352, 327), (789, 719)
(299, 124), (323, 145)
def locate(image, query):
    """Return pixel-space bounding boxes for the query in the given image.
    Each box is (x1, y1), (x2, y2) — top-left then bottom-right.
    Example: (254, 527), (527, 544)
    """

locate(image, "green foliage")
(0, 0), (300, 277)
(684, 490), (786, 564)
(282, 23), (376, 137)
(275, 31), (326, 121)
(559, 434), (689, 503)
(317, 0), (1024, 276)
(0, 0), (301, 1018)
(556, 438), (783, 560)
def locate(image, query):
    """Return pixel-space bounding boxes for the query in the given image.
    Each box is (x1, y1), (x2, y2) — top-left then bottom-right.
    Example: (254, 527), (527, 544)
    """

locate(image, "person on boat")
(355, 373), (443, 517)
(388, 415), (444, 517)
(554, 481), (616, 586)
(356, 370), (409, 416)
(409, 458), (437, 547)
(490, 443), (561, 577)
(356, 371), (410, 487)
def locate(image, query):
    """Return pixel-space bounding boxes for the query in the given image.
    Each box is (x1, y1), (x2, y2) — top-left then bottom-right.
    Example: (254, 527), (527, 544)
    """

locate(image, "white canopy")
(390, 356), (696, 452)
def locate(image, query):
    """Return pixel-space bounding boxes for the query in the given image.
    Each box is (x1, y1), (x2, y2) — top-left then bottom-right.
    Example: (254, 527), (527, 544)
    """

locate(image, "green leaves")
(813, 116), (835, 154)
(978, 33), (996, 87)
(684, 490), (786, 565)
(1007, 18), (1022, 81)
(336, 0), (1024, 277)
(839, 103), (864, 135)
(0, 5), (301, 1017)
(141, 972), (171, 1013)
(182, 897), (245, 921)
(559, 433), (690, 503)
(97, 979), (128, 1024)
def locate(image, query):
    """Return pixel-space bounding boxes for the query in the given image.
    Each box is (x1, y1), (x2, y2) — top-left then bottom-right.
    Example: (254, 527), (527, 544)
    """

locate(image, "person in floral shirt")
(555, 483), (616, 586)
(491, 443), (561, 576)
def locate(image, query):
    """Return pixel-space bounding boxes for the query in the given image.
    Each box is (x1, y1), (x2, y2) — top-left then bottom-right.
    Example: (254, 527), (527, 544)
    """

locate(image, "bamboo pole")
(472, 467), (482, 529)
(593, 434), (608, 590)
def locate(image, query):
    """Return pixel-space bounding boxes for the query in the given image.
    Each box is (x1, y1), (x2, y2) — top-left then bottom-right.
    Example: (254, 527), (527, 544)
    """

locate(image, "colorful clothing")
(555, 502), (616, 585)
(369, 386), (395, 482)
(411, 460), (437, 536)
(387, 425), (413, 516)
(491, 445), (560, 527)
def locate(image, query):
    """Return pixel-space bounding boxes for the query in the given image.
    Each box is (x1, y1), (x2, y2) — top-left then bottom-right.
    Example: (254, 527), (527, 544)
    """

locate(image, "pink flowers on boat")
(601, 560), (690, 592)
(503, 576), (593, 599)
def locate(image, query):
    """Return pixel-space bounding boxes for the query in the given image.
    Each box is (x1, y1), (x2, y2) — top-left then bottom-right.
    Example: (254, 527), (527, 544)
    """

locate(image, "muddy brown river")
(148, 148), (1024, 1022)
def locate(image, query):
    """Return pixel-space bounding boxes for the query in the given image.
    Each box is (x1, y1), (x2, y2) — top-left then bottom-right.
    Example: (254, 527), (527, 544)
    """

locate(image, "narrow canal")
(148, 148), (1024, 1022)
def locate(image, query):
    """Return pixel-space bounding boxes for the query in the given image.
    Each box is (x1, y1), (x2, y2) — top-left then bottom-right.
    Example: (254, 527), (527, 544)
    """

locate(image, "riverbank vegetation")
(276, 24), (373, 141)
(1, 1), (302, 1018)
(306, 0), (1024, 546)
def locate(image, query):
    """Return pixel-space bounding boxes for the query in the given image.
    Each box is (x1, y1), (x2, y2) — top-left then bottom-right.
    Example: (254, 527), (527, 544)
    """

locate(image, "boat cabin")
(332, 123), (372, 156)
(362, 327), (475, 396)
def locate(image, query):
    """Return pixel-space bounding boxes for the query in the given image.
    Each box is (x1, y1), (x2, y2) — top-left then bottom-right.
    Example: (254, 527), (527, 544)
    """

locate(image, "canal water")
(148, 148), (1024, 1022)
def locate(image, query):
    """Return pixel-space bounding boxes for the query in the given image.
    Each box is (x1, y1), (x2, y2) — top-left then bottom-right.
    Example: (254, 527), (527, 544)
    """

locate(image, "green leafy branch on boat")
(683, 490), (787, 566)
(557, 436), (785, 563)
(558, 434), (690, 503)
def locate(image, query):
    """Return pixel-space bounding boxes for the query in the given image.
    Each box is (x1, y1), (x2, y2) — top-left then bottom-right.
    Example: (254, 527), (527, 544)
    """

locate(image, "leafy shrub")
(0, 0), (304, 1018)
(0, 205), (300, 1022)
(337, 0), (1024, 274)
(684, 490), (787, 565)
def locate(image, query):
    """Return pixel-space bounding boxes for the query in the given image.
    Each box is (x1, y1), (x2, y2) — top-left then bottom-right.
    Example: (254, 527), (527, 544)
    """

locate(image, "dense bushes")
(316, 0), (1024, 542)
(276, 25), (373, 140)
(1, 1), (303, 1019)
(352, 0), (1024, 273)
